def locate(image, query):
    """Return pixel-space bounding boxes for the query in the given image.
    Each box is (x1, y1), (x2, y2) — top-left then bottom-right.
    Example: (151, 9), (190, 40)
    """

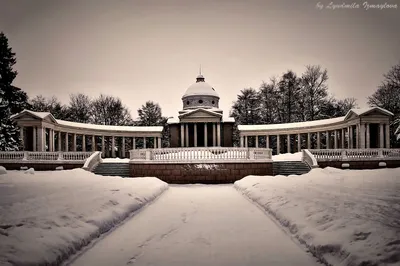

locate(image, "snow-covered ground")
(235, 167), (400, 266)
(70, 185), (319, 266)
(101, 158), (130, 163)
(0, 169), (168, 266)
(272, 152), (302, 161)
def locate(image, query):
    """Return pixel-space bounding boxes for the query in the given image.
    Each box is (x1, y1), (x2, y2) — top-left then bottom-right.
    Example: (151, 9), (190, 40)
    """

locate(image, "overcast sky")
(1, 0), (399, 118)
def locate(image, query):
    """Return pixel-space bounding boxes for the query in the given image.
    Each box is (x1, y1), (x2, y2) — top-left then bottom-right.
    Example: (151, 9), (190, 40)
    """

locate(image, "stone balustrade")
(309, 149), (400, 161)
(130, 147), (272, 162)
(0, 151), (94, 161)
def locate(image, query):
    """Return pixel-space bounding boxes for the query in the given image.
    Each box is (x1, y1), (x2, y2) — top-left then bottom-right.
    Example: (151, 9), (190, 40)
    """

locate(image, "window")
(186, 101), (190, 105)
(212, 100), (215, 104)
(199, 99), (203, 104)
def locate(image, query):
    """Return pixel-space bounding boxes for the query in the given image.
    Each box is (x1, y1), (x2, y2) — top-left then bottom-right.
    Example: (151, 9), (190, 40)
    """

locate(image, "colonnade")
(180, 122), (221, 147)
(19, 126), (162, 158)
(239, 123), (390, 154)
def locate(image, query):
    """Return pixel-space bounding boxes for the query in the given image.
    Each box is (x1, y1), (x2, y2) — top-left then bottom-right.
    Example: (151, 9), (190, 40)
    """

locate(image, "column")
(245, 136), (248, 148)
(287, 134), (290, 153)
(73, 133), (77, 152)
(266, 135), (270, 149)
(356, 124), (360, 149)
(133, 137), (136, 150)
(385, 124), (390, 148)
(379, 123), (384, 148)
(143, 137), (146, 149)
(57, 131), (61, 152)
(48, 129), (52, 151)
(326, 131), (330, 149)
(307, 133), (311, 149)
(360, 123), (365, 149)
(111, 136), (115, 157)
(349, 126), (353, 149)
(212, 123), (216, 147)
(92, 135), (96, 152)
(255, 135), (259, 148)
(277, 135), (280, 155)
(217, 123), (221, 146)
(101, 135), (105, 155)
(82, 135), (86, 152)
(341, 129), (345, 148)
(65, 132), (69, 152)
(122, 136), (125, 158)
(366, 123), (370, 149)
(204, 123), (208, 147)
(33, 127), (37, 151)
(194, 123), (197, 147)
(180, 123), (184, 147)
(50, 129), (54, 152)
(297, 133), (301, 152)
(157, 137), (161, 149)
(185, 124), (189, 147)
(334, 130), (338, 149)
(37, 127), (44, 152)
(20, 126), (24, 150)
(317, 132), (320, 149)
(240, 136), (244, 147)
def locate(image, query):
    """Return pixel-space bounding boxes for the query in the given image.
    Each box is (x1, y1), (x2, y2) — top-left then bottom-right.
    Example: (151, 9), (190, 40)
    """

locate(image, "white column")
(194, 123), (197, 147)
(65, 132), (68, 152)
(255, 135), (259, 148)
(122, 136), (125, 158)
(51, 129), (55, 152)
(92, 135), (96, 152)
(379, 124), (384, 148)
(266, 135), (270, 149)
(73, 133), (77, 152)
(360, 123), (365, 149)
(101, 135), (105, 155)
(277, 135), (280, 155)
(180, 123), (184, 147)
(37, 127), (44, 152)
(366, 123), (370, 149)
(349, 126), (353, 149)
(185, 123), (189, 147)
(82, 135), (86, 152)
(157, 137), (161, 148)
(287, 134), (290, 153)
(307, 133), (311, 149)
(204, 123), (208, 147)
(111, 136), (115, 157)
(317, 132), (320, 149)
(297, 133), (301, 152)
(334, 130), (338, 149)
(58, 131), (62, 152)
(48, 129), (52, 151)
(20, 126), (24, 150)
(133, 137), (136, 150)
(385, 124), (390, 148)
(356, 124), (360, 149)
(326, 131), (329, 149)
(245, 136), (248, 148)
(240, 136), (244, 147)
(217, 123), (221, 146)
(143, 137), (146, 149)
(212, 123), (216, 147)
(33, 127), (37, 151)
(341, 129), (345, 148)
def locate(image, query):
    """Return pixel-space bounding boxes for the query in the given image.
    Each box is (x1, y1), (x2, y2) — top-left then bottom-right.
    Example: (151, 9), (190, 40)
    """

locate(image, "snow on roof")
(347, 107), (394, 117)
(56, 119), (163, 132)
(238, 116), (345, 132)
(182, 81), (219, 98)
(222, 117), (235, 123)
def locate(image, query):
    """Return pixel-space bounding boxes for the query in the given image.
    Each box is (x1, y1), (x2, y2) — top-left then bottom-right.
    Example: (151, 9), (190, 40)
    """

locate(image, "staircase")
(93, 163), (130, 177)
(272, 161), (311, 176)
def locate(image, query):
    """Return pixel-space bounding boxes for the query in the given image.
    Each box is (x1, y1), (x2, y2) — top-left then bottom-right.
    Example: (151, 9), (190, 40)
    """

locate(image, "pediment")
(345, 112), (359, 120)
(179, 109), (222, 119)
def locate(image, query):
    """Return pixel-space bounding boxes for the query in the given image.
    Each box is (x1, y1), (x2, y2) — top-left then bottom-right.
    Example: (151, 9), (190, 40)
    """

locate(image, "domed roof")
(182, 75), (219, 98)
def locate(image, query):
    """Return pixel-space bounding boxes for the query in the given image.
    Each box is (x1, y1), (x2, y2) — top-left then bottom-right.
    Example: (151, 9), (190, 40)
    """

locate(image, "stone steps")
(93, 163), (130, 177)
(272, 161), (310, 176)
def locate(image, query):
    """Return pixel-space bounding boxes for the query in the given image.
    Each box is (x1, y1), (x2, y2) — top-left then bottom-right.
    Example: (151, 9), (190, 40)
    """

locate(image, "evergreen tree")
(137, 101), (168, 147)
(0, 32), (28, 151)
(277, 70), (301, 123)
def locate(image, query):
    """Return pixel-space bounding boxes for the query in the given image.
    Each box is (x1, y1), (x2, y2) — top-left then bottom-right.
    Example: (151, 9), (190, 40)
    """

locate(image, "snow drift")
(235, 167), (400, 266)
(0, 169), (168, 266)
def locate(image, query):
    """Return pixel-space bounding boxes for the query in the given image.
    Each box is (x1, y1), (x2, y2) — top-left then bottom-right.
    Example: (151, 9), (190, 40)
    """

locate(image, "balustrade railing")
(309, 149), (400, 161)
(130, 147), (272, 161)
(0, 151), (94, 161)
(302, 150), (319, 168)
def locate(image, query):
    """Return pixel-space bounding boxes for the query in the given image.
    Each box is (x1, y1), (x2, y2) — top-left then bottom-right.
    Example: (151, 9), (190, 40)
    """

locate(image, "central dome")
(182, 75), (219, 98)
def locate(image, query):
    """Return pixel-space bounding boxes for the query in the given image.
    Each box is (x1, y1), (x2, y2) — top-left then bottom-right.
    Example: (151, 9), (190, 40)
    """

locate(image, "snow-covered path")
(70, 185), (319, 266)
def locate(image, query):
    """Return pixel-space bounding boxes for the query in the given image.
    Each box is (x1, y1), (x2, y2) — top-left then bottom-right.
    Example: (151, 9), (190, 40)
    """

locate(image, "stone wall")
(130, 162), (273, 184)
(318, 160), (400, 169)
(169, 124), (180, 148)
(223, 123), (234, 147)
(0, 162), (84, 171)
